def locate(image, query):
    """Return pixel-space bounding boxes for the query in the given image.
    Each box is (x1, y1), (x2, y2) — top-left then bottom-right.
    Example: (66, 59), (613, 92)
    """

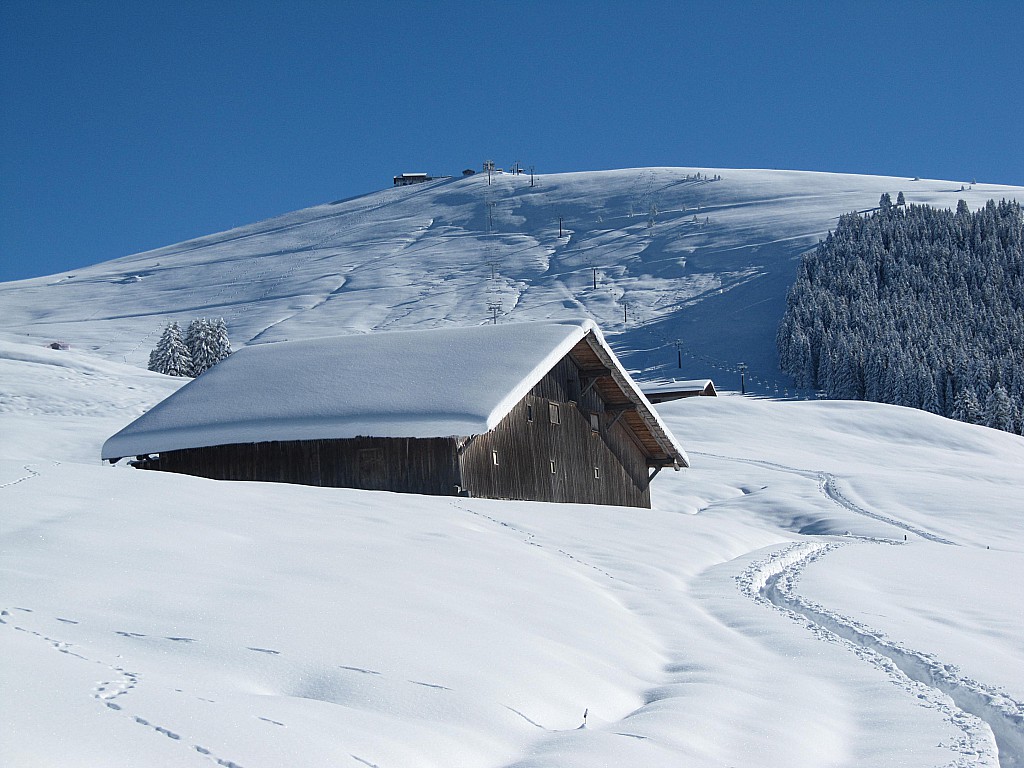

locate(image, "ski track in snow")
(712, 446), (1024, 767)
(0, 608), (249, 768)
(703, 446), (1024, 764)
(692, 449), (958, 545)
(741, 543), (1024, 767)
(449, 475), (1024, 766)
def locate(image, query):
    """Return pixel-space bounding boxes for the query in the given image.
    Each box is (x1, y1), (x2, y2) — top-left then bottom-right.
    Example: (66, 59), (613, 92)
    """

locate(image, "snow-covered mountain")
(2, 168), (1023, 767)
(3, 167), (1021, 391)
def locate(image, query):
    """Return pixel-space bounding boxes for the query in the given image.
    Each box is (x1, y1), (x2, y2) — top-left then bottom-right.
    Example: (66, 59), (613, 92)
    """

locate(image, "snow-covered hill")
(2, 338), (1023, 767)
(3, 168), (1021, 390)
(3, 167), (1024, 766)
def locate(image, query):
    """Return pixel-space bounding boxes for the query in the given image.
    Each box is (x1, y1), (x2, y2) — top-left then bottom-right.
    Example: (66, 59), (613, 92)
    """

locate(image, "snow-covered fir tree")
(212, 318), (232, 361)
(984, 384), (1015, 432)
(778, 198), (1024, 435)
(951, 387), (982, 424)
(184, 317), (232, 376)
(148, 321), (193, 377)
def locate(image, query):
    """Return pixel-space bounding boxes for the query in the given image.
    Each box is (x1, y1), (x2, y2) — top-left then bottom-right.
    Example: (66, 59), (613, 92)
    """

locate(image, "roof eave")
(578, 331), (689, 468)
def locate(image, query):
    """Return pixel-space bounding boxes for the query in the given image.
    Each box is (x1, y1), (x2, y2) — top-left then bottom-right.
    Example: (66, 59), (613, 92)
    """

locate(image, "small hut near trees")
(103, 320), (687, 508)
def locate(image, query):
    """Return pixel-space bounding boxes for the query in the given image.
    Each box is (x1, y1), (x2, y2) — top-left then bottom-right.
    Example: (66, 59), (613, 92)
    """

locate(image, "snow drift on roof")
(102, 319), (685, 462)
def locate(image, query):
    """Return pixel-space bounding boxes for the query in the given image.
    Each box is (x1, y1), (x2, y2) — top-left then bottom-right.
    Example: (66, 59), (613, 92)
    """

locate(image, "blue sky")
(2, 1), (1022, 281)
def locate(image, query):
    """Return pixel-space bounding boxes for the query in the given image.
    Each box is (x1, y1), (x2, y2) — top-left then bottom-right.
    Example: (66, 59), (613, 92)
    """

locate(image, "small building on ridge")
(102, 320), (688, 508)
(393, 173), (432, 186)
(641, 379), (718, 403)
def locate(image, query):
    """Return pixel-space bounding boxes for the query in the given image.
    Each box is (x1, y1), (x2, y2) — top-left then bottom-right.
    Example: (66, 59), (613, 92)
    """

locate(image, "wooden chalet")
(102, 320), (688, 508)
(641, 379), (718, 404)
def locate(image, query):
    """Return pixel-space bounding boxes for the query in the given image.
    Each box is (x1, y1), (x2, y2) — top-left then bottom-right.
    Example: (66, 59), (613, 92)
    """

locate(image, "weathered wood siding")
(155, 436), (460, 495)
(457, 355), (652, 507)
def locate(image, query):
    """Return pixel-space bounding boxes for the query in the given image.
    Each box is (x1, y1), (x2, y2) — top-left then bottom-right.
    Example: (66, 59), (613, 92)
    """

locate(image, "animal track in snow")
(0, 464), (41, 489)
(0, 606), (249, 768)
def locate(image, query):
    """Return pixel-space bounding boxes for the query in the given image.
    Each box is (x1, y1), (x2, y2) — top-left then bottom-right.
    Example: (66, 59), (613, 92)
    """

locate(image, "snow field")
(3, 341), (1024, 766)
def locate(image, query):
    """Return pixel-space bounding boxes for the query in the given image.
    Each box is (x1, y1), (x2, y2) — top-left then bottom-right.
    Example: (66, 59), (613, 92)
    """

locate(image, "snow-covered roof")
(102, 319), (687, 465)
(641, 379), (718, 402)
(642, 379), (717, 395)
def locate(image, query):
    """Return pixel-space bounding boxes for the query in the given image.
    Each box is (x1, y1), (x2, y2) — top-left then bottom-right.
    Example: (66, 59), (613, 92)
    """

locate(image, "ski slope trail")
(4, 167), (1022, 392)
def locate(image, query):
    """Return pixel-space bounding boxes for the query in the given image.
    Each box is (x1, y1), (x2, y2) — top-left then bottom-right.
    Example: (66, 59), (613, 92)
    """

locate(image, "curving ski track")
(692, 450), (957, 545)
(706, 442), (1021, 764)
(741, 543), (1024, 767)
(693, 448), (1021, 764)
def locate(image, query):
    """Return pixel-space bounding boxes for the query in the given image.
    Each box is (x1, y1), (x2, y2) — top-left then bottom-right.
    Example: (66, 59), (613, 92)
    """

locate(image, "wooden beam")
(607, 409), (628, 429)
(580, 377), (600, 397)
(605, 403), (637, 413)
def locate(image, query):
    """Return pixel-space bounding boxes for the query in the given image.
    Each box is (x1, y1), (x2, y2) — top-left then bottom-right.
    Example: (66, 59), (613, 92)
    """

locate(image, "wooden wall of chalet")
(147, 350), (658, 508)
(457, 354), (652, 508)
(155, 436), (460, 496)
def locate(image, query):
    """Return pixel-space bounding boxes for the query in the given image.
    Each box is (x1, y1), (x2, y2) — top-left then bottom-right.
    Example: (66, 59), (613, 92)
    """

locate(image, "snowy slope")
(2, 167), (1021, 391)
(3, 337), (1023, 767)
(3, 167), (1024, 766)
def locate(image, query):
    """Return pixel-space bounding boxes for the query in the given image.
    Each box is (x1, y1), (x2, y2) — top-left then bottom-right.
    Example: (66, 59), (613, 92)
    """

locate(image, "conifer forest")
(778, 197), (1024, 434)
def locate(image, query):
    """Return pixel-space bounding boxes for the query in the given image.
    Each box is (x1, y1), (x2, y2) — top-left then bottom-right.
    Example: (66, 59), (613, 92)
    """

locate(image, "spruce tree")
(186, 318), (217, 376)
(212, 317), (232, 362)
(984, 384), (1014, 431)
(951, 388), (981, 424)
(149, 322), (193, 377)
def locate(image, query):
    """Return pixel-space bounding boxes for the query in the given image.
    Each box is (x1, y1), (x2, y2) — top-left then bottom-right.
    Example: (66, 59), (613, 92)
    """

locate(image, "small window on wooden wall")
(594, 466), (601, 479)
(492, 450), (499, 466)
(548, 402), (560, 424)
(526, 403), (534, 422)
(590, 413), (600, 432)
(549, 460), (557, 474)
